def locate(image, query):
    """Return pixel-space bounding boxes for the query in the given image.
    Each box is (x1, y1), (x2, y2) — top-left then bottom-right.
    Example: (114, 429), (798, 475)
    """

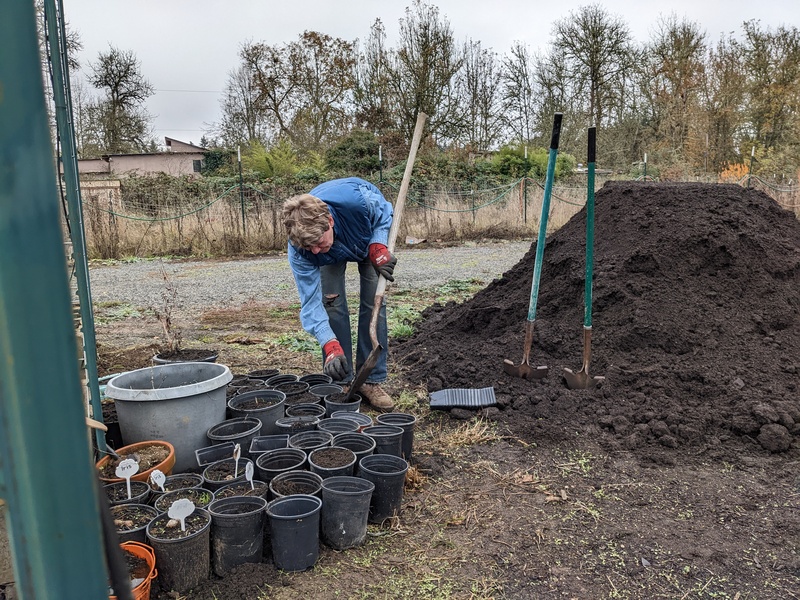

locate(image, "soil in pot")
(147, 510), (208, 539)
(155, 487), (214, 513)
(325, 392), (359, 404)
(105, 481), (151, 506)
(248, 368), (280, 380)
(153, 348), (217, 362)
(231, 383), (268, 396)
(311, 447), (354, 468)
(272, 478), (317, 497)
(203, 458), (252, 484)
(275, 382), (309, 397)
(156, 474), (204, 494)
(111, 504), (158, 544)
(113, 546), (150, 592)
(234, 395), (281, 410)
(284, 391), (320, 407)
(98, 443), (170, 480)
(214, 480), (269, 500)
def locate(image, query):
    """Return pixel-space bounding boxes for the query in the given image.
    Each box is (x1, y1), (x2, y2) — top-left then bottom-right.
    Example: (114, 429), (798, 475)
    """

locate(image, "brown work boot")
(359, 383), (394, 412)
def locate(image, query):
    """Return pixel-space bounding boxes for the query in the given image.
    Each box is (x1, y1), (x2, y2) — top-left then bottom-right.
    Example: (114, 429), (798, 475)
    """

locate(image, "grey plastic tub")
(106, 362), (233, 472)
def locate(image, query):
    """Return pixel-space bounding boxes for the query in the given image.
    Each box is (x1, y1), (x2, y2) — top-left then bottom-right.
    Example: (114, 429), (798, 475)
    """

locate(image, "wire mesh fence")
(79, 175), (799, 259)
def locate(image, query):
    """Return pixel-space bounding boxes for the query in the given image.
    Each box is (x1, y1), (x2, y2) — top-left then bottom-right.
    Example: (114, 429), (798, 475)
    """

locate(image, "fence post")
(523, 177), (528, 224)
(747, 146), (755, 188)
(238, 145), (246, 237)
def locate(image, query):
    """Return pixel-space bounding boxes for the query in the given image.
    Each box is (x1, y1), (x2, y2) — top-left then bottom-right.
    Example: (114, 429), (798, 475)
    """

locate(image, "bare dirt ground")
(92, 183), (799, 600)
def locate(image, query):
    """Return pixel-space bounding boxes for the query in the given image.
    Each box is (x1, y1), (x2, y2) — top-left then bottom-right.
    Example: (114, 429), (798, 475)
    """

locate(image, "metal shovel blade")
(503, 359), (549, 380)
(563, 328), (604, 389)
(345, 343), (381, 402)
(503, 320), (548, 379)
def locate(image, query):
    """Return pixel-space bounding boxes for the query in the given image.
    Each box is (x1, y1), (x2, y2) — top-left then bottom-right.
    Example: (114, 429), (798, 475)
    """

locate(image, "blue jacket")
(287, 177), (393, 346)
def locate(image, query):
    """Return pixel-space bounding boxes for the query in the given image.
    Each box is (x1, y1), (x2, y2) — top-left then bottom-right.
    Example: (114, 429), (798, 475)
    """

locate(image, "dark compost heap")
(394, 182), (800, 461)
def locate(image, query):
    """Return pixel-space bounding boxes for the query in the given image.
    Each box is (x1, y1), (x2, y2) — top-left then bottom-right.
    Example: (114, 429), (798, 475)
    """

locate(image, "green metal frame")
(0, 1), (109, 597)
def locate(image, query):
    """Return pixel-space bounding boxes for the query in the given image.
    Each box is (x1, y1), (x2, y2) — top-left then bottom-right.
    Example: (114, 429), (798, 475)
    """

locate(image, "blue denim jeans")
(320, 259), (387, 384)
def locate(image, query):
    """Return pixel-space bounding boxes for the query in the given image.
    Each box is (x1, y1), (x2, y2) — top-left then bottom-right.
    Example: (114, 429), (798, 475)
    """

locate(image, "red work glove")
(322, 340), (350, 381)
(368, 243), (397, 282)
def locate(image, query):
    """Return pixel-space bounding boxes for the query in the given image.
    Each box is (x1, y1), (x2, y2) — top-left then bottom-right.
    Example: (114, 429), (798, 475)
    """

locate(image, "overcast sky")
(63, 0), (797, 147)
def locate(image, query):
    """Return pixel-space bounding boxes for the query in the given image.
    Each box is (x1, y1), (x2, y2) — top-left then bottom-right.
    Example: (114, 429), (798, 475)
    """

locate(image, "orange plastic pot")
(97, 441), (176, 484)
(110, 541), (157, 600)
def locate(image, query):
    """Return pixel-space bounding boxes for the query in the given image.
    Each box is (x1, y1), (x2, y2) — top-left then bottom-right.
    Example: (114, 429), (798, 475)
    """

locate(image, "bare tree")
(212, 62), (271, 147)
(354, 19), (396, 135)
(740, 21), (800, 152)
(388, 0), (464, 143)
(640, 15), (708, 170)
(455, 39), (503, 150)
(701, 35), (746, 172)
(500, 41), (537, 144)
(243, 31), (357, 152)
(85, 46), (155, 155)
(551, 4), (636, 128)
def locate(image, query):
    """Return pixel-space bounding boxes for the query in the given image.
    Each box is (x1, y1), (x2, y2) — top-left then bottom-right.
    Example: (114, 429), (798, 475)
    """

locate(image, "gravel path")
(88, 240), (531, 311)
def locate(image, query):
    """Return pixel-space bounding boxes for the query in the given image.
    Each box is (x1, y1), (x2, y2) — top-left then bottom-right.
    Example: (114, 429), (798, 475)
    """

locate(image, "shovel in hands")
(345, 112), (428, 401)
(503, 112), (562, 379)
(564, 127), (605, 389)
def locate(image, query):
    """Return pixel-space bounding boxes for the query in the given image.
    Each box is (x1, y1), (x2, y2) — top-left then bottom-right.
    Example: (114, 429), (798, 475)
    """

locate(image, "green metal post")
(0, 1), (109, 598)
(44, 0), (105, 453)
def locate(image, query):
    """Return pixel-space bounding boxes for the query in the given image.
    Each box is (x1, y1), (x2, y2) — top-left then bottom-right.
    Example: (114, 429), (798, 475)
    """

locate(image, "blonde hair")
(282, 194), (331, 249)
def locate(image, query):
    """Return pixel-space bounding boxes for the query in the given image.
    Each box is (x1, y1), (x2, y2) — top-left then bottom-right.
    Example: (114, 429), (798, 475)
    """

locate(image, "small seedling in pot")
(115, 458), (139, 499)
(149, 469), (166, 492)
(167, 498), (195, 532)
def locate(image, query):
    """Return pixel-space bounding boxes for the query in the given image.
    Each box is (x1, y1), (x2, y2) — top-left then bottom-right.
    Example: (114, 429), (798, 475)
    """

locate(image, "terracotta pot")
(96, 440), (176, 484)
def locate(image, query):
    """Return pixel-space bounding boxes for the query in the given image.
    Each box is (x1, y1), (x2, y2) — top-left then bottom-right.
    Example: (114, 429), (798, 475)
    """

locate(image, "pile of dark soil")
(395, 182), (800, 461)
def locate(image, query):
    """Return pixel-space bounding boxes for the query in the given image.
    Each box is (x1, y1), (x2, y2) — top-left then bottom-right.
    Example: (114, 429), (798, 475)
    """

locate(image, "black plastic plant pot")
(248, 434), (290, 461)
(227, 390), (286, 435)
(255, 448), (307, 483)
(298, 373), (333, 386)
(275, 381), (310, 398)
(362, 425), (404, 458)
(214, 479), (270, 501)
(308, 384), (343, 400)
(308, 446), (357, 480)
(154, 486), (215, 513)
(275, 416), (320, 434)
(284, 403), (326, 419)
(288, 430), (333, 453)
(331, 432), (376, 462)
(268, 469), (323, 501)
(104, 480), (151, 507)
(247, 368), (281, 381)
(149, 473), (205, 506)
(357, 454), (409, 524)
(195, 441), (236, 469)
(201, 457), (254, 492)
(375, 413), (418, 461)
(266, 494), (322, 572)
(323, 393), (362, 417)
(320, 476), (375, 550)
(146, 508), (212, 594)
(265, 373), (299, 387)
(111, 503), (159, 545)
(206, 417), (263, 459)
(317, 418), (360, 436)
(331, 411), (373, 431)
(208, 496), (268, 577)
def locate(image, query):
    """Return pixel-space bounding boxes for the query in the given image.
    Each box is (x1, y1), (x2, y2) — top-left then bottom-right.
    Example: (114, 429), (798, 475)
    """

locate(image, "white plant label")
(168, 498), (195, 532)
(115, 458), (139, 499)
(233, 443), (241, 477)
(150, 469), (166, 492)
(245, 461), (254, 490)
